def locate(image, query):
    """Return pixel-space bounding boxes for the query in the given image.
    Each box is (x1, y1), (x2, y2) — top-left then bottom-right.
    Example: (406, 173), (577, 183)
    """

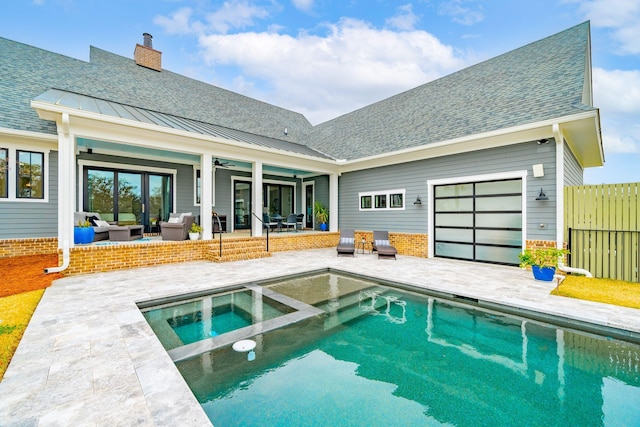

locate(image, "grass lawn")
(552, 274), (640, 309)
(0, 254), (61, 379)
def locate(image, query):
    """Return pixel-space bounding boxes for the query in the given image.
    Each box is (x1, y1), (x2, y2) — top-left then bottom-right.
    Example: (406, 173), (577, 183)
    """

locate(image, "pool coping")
(1, 249), (639, 426)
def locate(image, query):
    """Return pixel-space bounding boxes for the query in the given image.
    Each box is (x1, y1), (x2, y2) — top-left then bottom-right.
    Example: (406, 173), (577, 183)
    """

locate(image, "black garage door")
(433, 178), (522, 266)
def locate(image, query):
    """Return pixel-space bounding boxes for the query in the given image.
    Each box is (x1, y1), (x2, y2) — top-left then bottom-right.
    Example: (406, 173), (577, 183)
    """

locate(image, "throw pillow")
(168, 217), (181, 223)
(375, 239), (390, 247)
(86, 215), (100, 226)
(95, 220), (111, 228)
(340, 237), (354, 244)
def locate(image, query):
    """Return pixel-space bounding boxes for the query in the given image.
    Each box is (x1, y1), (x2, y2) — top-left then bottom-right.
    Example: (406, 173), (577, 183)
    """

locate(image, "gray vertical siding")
(0, 151), (59, 238)
(563, 141), (584, 186)
(339, 141), (558, 241)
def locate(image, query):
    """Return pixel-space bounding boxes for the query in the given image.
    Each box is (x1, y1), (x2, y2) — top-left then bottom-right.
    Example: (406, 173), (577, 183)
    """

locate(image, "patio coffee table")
(108, 225), (144, 241)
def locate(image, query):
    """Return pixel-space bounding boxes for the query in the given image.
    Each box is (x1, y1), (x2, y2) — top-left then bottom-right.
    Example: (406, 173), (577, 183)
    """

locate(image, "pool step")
(321, 288), (389, 330)
(206, 238), (271, 262)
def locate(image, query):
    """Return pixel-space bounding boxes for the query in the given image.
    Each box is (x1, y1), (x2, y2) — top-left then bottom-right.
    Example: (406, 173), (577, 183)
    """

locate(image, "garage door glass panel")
(476, 179), (521, 195)
(437, 228), (474, 242)
(435, 213), (473, 227)
(476, 229), (522, 246)
(435, 183), (473, 197)
(476, 213), (521, 228)
(435, 242), (473, 260)
(476, 246), (522, 264)
(476, 195), (522, 211)
(436, 198), (473, 211)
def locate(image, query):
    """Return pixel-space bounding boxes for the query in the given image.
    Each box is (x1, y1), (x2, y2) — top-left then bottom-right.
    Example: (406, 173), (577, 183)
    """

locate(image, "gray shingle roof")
(305, 22), (594, 160)
(0, 37), (314, 144)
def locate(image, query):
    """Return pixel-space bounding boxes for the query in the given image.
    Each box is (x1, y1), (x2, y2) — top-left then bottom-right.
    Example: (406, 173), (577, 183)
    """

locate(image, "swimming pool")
(143, 271), (640, 426)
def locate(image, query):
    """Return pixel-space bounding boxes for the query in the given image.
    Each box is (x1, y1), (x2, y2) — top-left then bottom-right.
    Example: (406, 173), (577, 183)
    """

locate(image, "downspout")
(44, 239), (70, 274)
(45, 112), (72, 274)
(557, 260), (592, 278)
(552, 124), (592, 278)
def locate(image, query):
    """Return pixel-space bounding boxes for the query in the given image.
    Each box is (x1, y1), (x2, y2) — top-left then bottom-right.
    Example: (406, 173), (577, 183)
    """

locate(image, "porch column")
(57, 113), (75, 248)
(329, 173), (339, 232)
(201, 152), (213, 240)
(553, 124), (565, 249)
(252, 161), (263, 237)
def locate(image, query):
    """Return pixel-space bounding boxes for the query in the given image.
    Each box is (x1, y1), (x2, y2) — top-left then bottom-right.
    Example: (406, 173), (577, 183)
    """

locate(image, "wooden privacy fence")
(565, 183), (640, 282)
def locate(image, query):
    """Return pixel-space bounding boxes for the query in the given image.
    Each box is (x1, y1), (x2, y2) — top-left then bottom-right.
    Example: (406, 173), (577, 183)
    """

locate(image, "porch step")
(206, 237), (271, 263)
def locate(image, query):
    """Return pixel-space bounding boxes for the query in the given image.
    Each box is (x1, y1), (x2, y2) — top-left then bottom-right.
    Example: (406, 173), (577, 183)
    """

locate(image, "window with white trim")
(0, 148), (7, 198)
(17, 150), (44, 199)
(0, 146), (48, 202)
(359, 189), (405, 211)
(194, 168), (215, 206)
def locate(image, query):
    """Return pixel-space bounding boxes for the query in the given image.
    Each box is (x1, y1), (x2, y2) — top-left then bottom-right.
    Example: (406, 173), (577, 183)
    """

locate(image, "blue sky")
(1, 0), (638, 184)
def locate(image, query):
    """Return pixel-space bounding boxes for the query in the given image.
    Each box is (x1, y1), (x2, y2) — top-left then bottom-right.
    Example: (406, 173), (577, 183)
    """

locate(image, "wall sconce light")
(414, 195), (422, 205)
(86, 145), (93, 154)
(535, 188), (548, 201)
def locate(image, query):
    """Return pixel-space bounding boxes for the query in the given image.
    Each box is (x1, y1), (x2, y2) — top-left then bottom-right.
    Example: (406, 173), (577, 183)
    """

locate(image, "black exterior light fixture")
(414, 195), (422, 205)
(535, 188), (549, 201)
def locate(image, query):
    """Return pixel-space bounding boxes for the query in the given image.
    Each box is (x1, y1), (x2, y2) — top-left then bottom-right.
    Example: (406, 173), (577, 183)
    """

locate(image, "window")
(359, 189), (405, 211)
(0, 148), (7, 198)
(194, 168), (215, 206)
(17, 150), (44, 199)
(0, 146), (48, 202)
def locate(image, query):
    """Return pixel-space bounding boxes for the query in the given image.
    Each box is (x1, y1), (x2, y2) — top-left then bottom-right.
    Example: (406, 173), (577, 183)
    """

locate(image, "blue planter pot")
(319, 223), (328, 231)
(532, 265), (556, 281)
(74, 227), (95, 244)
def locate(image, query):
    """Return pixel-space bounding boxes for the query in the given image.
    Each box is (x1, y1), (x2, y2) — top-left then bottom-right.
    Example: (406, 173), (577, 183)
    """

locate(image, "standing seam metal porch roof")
(34, 88), (334, 160)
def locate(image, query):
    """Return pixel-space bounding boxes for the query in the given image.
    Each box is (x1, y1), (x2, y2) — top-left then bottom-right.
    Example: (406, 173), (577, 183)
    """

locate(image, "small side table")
(357, 240), (370, 254)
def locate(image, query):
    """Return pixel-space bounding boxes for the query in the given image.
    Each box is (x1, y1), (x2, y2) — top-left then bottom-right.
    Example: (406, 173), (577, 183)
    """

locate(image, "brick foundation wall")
(1, 231), (429, 276)
(353, 231), (428, 258)
(0, 238), (59, 259)
(269, 232), (339, 252)
(63, 240), (210, 276)
(525, 239), (566, 250)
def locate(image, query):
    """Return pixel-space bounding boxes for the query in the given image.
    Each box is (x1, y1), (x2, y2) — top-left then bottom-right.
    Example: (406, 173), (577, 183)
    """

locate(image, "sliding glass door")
(84, 168), (172, 232)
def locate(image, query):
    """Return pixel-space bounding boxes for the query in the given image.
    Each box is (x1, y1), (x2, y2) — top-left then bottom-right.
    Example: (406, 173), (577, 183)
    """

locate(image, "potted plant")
(189, 222), (202, 240)
(74, 219), (95, 244)
(313, 201), (329, 231)
(519, 247), (569, 281)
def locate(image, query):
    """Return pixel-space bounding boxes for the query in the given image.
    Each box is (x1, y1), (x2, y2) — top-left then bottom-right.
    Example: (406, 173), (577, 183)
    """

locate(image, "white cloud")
(593, 68), (640, 115)
(154, 7), (198, 35)
(569, 0), (640, 54)
(386, 4), (420, 31)
(205, 1), (270, 34)
(593, 68), (640, 154)
(438, 0), (484, 26)
(197, 17), (465, 124)
(292, 0), (314, 12)
(155, 1), (270, 36)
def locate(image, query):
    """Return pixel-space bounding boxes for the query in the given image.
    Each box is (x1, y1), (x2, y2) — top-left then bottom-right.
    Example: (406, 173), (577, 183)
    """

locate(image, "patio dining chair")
(283, 214), (298, 231)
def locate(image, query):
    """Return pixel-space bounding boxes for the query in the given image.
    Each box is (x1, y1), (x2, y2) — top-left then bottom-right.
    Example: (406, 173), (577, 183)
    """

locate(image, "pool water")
(169, 273), (640, 427)
(142, 289), (295, 350)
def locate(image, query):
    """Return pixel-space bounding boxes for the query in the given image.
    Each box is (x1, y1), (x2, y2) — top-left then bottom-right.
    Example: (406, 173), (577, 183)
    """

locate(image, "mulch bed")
(0, 254), (63, 298)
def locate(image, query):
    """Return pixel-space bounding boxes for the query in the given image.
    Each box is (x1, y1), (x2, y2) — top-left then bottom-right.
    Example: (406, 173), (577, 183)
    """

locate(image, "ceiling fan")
(214, 158), (234, 168)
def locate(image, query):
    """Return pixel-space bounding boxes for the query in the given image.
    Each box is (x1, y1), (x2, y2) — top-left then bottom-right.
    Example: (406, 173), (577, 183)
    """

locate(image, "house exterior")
(0, 22), (602, 266)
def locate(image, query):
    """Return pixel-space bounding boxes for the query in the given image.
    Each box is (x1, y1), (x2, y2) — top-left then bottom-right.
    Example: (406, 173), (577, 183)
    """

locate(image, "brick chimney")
(134, 33), (162, 71)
